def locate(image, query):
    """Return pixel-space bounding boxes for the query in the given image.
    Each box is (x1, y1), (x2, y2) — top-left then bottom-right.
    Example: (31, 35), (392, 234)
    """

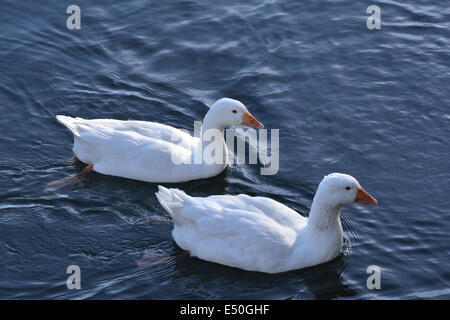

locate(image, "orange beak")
(242, 110), (264, 129)
(355, 187), (378, 205)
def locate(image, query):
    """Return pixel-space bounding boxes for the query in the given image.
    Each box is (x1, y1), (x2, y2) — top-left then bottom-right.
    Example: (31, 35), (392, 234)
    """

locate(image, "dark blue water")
(0, 0), (449, 299)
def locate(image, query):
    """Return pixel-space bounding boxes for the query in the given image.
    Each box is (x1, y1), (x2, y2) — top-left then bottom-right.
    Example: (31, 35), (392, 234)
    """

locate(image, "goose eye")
(345, 186), (351, 191)
(232, 110), (237, 113)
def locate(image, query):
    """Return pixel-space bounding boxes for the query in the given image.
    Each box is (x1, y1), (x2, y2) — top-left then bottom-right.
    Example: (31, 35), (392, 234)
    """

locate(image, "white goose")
(47, 98), (263, 190)
(156, 173), (377, 273)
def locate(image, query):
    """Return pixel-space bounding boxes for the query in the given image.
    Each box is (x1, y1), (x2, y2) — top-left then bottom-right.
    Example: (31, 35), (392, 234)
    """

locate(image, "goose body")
(55, 98), (263, 183)
(156, 173), (377, 273)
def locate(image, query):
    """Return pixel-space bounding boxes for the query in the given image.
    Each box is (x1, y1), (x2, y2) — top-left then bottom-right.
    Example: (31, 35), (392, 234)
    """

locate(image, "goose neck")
(307, 195), (342, 231)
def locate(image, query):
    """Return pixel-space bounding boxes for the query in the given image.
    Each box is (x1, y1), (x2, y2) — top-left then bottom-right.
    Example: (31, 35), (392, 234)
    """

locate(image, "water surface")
(0, 0), (449, 299)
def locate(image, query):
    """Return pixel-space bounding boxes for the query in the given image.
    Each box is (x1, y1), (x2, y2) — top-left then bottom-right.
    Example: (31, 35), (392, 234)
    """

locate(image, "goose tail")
(156, 186), (187, 213)
(156, 186), (191, 224)
(56, 115), (82, 137)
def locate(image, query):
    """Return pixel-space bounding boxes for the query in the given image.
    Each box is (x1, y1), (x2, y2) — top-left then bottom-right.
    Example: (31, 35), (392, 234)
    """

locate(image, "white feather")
(55, 98), (263, 183)
(156, 173), (376, 273)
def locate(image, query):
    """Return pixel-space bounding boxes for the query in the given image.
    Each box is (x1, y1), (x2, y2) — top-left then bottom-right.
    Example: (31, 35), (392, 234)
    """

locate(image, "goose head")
(316, 173), (378, 206)
(204, 98), (264, 129)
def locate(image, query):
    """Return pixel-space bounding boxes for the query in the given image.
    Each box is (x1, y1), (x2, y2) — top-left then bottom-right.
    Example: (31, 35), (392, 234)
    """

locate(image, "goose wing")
(156, 186), (306, 273)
